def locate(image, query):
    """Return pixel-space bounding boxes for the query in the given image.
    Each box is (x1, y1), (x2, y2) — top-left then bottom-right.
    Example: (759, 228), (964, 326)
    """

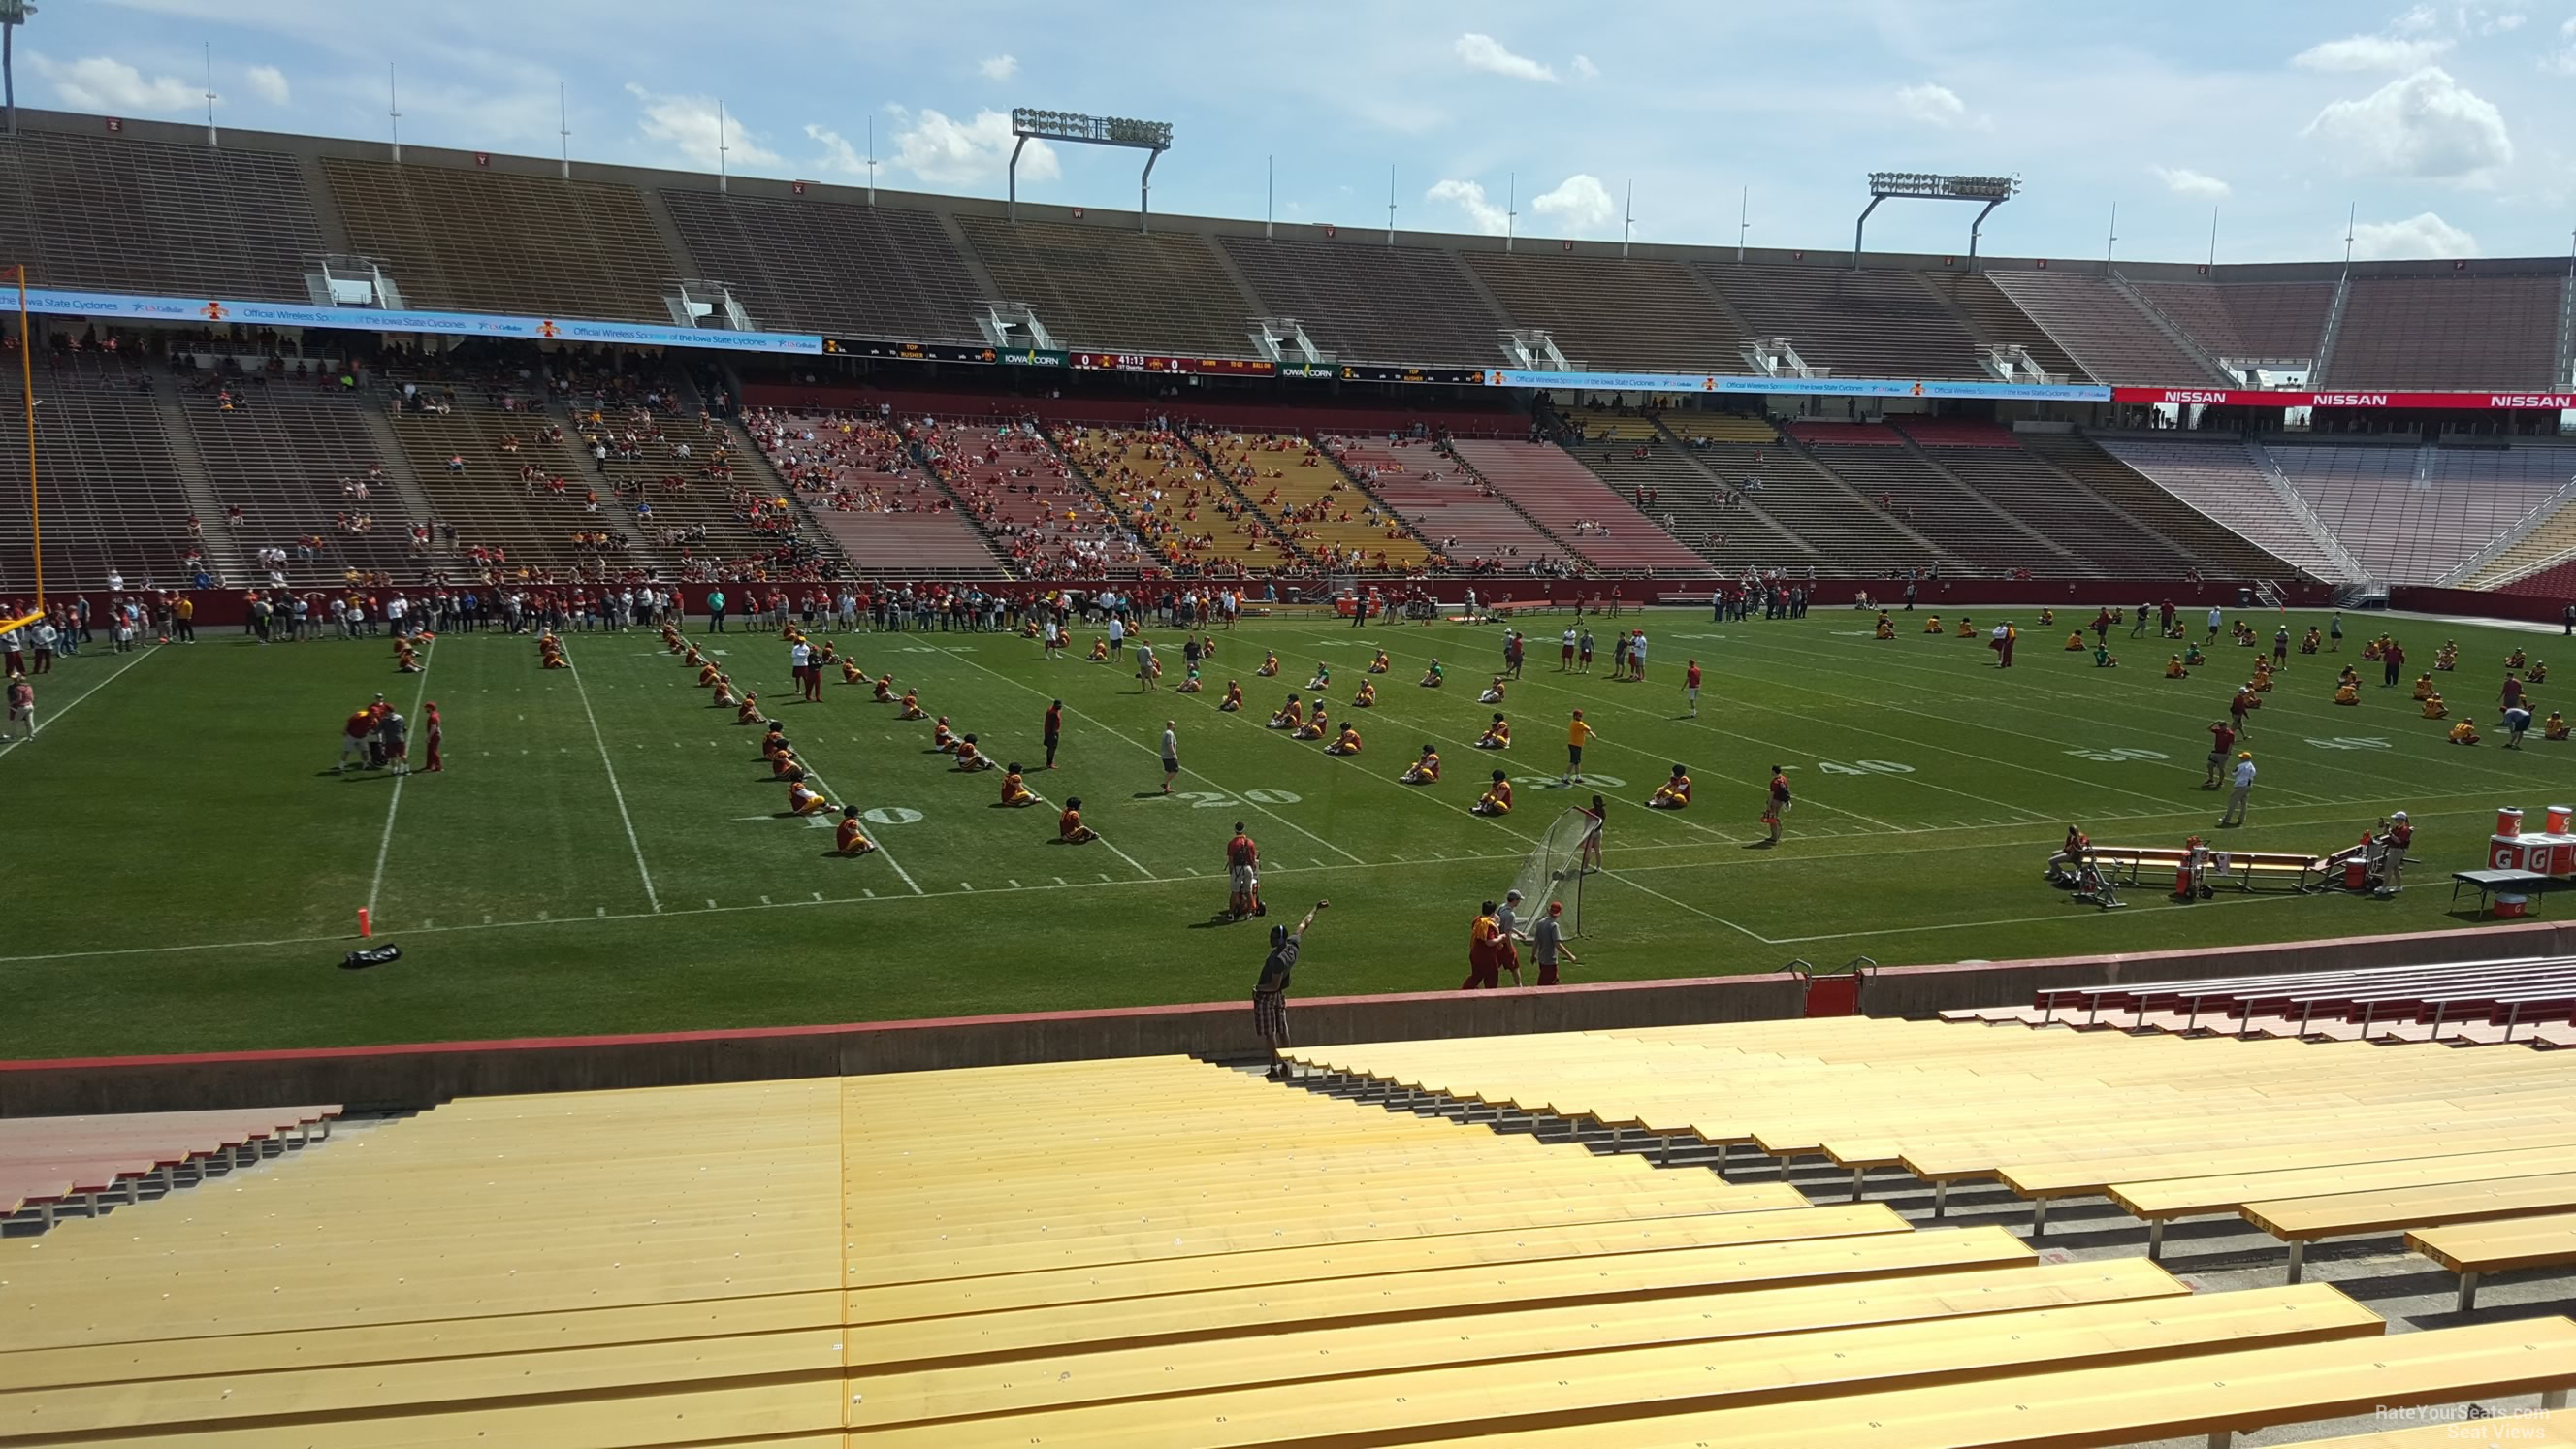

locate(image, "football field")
(4, 603), (2570, 1059)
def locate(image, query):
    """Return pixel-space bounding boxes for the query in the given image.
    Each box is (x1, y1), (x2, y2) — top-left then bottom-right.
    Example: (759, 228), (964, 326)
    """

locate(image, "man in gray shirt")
(1494, 889), (1526, 986)
(1530, 899), (1578, 985)
(1160, 721), (1180, 795)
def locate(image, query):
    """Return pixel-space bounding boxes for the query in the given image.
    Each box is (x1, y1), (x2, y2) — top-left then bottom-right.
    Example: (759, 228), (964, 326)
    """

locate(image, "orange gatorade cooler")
(2548, 804), (2573, 834)
(2497, 807), (2525, 836)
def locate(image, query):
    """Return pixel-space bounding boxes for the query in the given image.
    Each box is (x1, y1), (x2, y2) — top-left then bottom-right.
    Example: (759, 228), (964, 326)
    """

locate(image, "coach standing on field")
(1254, 900), (1328, 1079)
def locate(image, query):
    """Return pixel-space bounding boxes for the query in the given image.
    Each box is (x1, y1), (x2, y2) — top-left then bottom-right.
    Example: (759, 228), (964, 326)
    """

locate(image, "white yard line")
(0, 640), (163, 761)
(562, 642), (663, 913)
(1017, 779), (1158, 882)
(365, 638), (439, 917)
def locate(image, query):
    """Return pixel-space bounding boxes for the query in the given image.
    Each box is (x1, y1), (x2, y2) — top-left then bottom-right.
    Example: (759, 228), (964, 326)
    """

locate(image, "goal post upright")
(1, 260), (36, 632)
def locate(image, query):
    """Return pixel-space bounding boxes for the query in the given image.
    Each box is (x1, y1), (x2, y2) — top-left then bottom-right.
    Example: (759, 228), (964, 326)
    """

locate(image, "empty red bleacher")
(2, 1105), (340, 1227)
(1322, 435), (1574, 572)
(1445, 439), (1716, 574)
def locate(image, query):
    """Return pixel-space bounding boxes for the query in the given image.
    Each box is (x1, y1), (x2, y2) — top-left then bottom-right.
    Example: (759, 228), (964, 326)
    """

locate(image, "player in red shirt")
(335, 707), (375, 772)
(422, 702), (444, 773)
(2203, 720), (2237, 789)
(1684, 659), (1702, 719)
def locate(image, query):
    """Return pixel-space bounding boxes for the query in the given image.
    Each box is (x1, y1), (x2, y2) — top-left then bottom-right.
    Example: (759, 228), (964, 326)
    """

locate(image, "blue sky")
(22, 0), (2576, 265)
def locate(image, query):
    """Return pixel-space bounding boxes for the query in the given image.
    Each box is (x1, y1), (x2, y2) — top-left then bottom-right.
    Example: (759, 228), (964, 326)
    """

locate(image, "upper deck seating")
(2326, 275), (2569, 390)
(0, 128), (325, 301)
(1986, 273), (2230, 385)
(1463, 253), (1748, 374)
(660, 193), (986, 340)
(1696, 265), (1988, 379)
(1221, 237), (1505, 366)
(957, 218), (1258, 356)
(321, 158), (675, 322)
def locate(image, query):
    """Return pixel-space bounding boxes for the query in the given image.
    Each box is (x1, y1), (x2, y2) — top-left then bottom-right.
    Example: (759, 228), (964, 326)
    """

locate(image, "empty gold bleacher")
(1197, 430), (1431, 570)
(7, 1047), (2571, 1444)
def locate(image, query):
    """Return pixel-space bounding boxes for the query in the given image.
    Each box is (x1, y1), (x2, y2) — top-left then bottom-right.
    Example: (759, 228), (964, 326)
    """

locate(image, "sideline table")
(2451, 868), (2551, 918)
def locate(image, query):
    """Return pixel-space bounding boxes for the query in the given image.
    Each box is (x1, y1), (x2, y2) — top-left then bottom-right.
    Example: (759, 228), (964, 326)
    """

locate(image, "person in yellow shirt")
(1087, 636), (1110, 662)
(1294, 703), (1331, 741)
(1217, 679), (1244, 712)
(2037, 607), (2056, 628)
(1352, 679), (1376, 708)
(999, 764), (1036, 806)
(1563, 709), (1597, 785)
(840, 656), (865, 685)
(1647, 763), (1692, 809)
(1875, 613), (1895, 640)
(711, 675), (737, 708)
(734, 690), (762, 724)
(2412, 673), (2435, 701)
(1478, 675), (1507, 704)
(2422, 691), (2447, 720)
(834, 805), (877, 856)
(897, 689), (926, 720)
(1471, 768), (1513, 816)
(873, 674), (896, 702)
(2529, 660), (2550, 684)
(1476, 713), (1510, 749)
(931, 716), (957, 753)
(1955, 615), (1976, 638)
(2166, 656), (2188, 679)
(2333, 679), (2361, 706)
(2545, 710), (2570, 741)
(952, 733), (994, 771)
(697, 660), (722, 688)
(1325, 724), (1364, 756)
(1922, 615), (1943, 634)
(1367, 648), (1390, 674)
(1269, 693), (1304, 730)
(1255, 650), (1280, 677)
(2449, 718), (2480, 745)
(2250, 660), (2274, 692)
(1400, 744), (1441, 784)
(2064, 632), (2086, 651)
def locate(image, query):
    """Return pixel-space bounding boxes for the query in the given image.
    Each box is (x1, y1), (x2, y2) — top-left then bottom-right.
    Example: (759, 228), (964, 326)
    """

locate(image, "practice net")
(1507, 806), (1596, 938)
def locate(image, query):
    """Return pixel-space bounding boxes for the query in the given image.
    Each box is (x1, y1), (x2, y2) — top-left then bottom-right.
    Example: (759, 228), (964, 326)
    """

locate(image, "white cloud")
(978, 54), (1018, 80)
(2347, 210), (2478, 258)
(1895, 82), (1967, 127)
(1571, 55), (1599, 80)
(2472, 10), (2528, 33)
(2292, 33), (2455, 69)
(28, 54), (197, 113)
(2392, 5), (2439, 32)
(2150, 165), (2232, 199)
(244, 65), (289, 106)
(805, 123), (868, 176)
(627, 83), (780, 169)
(2302, 66), (2511, 178)
(2544, 16), (2576, 74)
(1426, 177), (1510, 235)
(1453, 33), (1557, 82)
(886, 106), (1055, 186)
(1531, 174), (1616, 231)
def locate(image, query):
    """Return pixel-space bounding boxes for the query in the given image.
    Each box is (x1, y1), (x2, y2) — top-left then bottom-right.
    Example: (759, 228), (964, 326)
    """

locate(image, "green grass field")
(5, 603), (2572, 1059)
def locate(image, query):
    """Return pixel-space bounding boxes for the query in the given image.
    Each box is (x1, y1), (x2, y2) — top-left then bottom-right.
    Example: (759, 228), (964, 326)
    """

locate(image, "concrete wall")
(5, 918), (2567, 1116)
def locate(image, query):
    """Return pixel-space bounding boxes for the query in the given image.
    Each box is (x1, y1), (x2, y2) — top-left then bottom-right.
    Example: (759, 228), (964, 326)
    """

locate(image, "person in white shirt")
(2218, 752), (2257, 828)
